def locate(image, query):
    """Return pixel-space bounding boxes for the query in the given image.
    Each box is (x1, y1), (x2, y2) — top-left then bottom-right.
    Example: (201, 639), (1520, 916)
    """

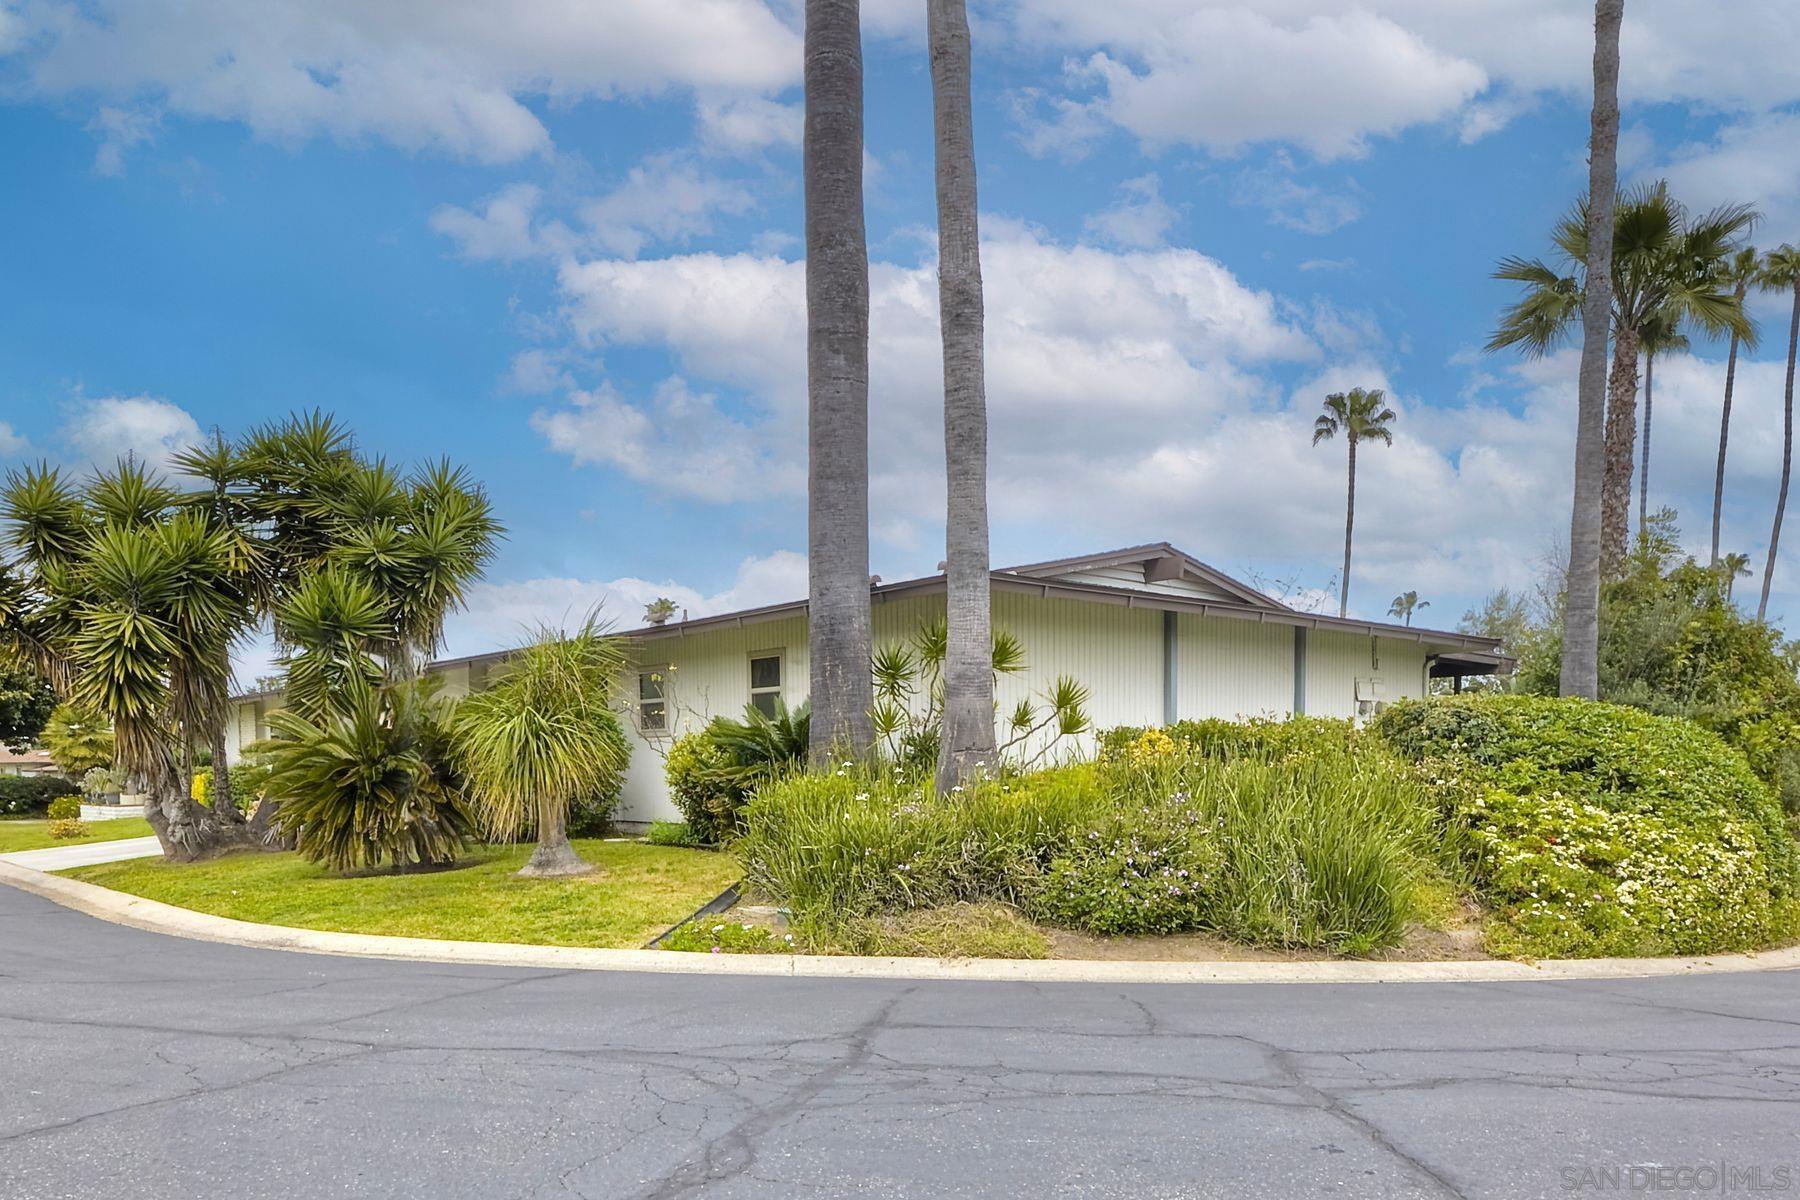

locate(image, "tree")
(450, 624), (631, 878)
(0, 660), (55, 751)
(804, 0), (876, 762)
(1636, 307), (1689, 537)
(926, 0), (995, 791)
(37, 703), (113, 775)
(1719, 552), (1752, 602)
(1712, 248), (1764, 566)
(1564, 0), (1621, 698)
(1312, 388), (1395, 618)
(1387, 591), (1430, 626)
(1489, 181), (1756, 569)
(1758, 245), (1800, 623)
(1, 463), (253, 859)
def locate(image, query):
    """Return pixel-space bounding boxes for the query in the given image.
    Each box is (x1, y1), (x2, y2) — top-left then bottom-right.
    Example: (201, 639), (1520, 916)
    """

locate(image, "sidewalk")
(0, 836), (163, 872)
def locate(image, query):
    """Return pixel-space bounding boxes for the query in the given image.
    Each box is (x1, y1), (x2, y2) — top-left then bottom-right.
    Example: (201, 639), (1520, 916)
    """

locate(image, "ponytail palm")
(450, 624), (630, 878)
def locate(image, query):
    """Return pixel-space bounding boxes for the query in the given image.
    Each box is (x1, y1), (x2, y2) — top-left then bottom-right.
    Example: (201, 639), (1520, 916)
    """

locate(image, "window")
(638, 669), (667, 733)
(749, 653), (783, 718)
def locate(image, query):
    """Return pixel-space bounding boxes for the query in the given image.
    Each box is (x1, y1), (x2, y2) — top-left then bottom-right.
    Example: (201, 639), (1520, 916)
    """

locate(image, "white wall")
(226, 594), (1444, 826)
(1178, 613), (1294, 721)
(1301, 630), (1430, 719)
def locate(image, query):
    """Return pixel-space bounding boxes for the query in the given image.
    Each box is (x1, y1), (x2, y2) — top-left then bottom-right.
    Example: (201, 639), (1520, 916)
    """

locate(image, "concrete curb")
(6, 858), (1800, 985)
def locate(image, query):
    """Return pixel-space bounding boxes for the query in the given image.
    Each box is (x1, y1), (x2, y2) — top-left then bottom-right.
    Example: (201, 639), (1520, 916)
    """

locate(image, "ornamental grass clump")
(739, 727), (1449, 955)
(1376, 695), (1800, 959)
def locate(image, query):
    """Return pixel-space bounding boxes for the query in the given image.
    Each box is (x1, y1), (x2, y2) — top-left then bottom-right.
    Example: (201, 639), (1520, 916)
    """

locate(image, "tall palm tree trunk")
(1599, 324), (1641, 571)
(1637, 347), (1654, 538)
(1712, 311), (1744, 566)
(928, 0), (995, 791)
(803, 0), (875, 760)
(1758, 282), (1800, 622)
(1339, 438), (1356, 618)
(1561, 0), (1623, 700)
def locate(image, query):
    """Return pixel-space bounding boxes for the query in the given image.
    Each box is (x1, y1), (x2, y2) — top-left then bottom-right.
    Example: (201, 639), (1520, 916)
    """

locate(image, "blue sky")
(3, 1), (1799, 677)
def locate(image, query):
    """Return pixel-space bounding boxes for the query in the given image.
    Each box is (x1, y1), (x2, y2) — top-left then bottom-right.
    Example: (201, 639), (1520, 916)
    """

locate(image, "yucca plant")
(450, 623), (631, 877)
(264, 679), (473, 873)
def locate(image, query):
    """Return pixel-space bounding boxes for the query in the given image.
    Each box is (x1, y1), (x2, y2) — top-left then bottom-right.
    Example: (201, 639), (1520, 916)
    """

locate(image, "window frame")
(747, 650), (784, 719)
(637, 666), (670, 735)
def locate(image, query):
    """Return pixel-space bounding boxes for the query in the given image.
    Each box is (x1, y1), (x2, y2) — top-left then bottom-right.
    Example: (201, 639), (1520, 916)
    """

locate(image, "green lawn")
(64, 839), (740, 949)
(0, 817), (155, 854)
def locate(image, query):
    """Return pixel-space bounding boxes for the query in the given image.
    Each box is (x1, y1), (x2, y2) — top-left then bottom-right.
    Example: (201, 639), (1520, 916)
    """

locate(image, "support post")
(1293, 627), (1308, 716)
(1162, 609), (1178, 726)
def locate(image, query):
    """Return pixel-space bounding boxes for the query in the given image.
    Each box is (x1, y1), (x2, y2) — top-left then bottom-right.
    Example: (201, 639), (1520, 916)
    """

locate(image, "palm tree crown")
(1312, 388), (1396, 451)
(1387, 591), (1429, 626)
(1489, 180), (1757, 572)
(1489, 182), (1756, 357)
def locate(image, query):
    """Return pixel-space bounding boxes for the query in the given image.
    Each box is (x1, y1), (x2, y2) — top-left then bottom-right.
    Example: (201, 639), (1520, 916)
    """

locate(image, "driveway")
(2, 882), (1797, 1199)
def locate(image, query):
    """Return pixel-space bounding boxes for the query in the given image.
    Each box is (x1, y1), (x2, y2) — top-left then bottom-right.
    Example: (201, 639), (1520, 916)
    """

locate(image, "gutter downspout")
(1292, 627), (1307, 716)
(1162, 610), (1178, 726)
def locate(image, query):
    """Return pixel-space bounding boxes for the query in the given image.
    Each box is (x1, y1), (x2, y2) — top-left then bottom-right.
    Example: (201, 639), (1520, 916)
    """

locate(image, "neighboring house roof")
(0, 747), (59, 774)
(230, 542), (1510, 702)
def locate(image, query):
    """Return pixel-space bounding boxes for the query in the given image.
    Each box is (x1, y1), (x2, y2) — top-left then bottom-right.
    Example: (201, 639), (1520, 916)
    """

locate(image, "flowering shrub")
(46, 795), (82, 821)
(47, 818), (88, 839)
(1377, 695), (1800, 958)
(1102, 716), (1365, 761)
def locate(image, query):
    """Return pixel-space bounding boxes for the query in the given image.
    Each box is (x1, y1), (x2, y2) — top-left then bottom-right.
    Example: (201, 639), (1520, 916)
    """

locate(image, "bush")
(0, 774), (80, 816)
(1376, 695), (1800, 958)
(45, 795), (82, 820)
(1101, 716), (1364, 761)
(265, 682), (476, 873)
(664, 702), (809, 844)
(665, 731), (737, 844)
(81, 765), (125, 799)
(47, 818), (88, 840)
(644, 820), (703, 848)
(190, 762), (274, 813)
(738, 738), (1449, 955)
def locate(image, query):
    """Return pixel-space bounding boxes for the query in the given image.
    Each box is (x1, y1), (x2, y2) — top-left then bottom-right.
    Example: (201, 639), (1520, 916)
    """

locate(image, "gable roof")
(1001, 542), (1285, 609)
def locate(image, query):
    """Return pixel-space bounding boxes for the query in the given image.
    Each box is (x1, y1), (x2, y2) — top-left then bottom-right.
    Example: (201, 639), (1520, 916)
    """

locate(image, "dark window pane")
(750, 655), (781, 689)
(750, 692), (778, 719)
(639, 672), (664, 700)
(641, 700), (666, 731)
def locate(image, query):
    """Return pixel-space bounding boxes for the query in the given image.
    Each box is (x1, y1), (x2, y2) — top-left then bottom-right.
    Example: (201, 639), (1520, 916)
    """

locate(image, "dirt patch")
(1046, 922), (1489, 963)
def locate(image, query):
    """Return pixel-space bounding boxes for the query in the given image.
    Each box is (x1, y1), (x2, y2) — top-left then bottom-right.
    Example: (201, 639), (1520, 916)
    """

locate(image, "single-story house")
(0, 747), (60, 778)
(225, 543), (1509, 827)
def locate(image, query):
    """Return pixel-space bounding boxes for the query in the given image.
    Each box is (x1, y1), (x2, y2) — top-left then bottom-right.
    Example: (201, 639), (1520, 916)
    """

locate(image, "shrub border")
(4, 860), (1797, 985)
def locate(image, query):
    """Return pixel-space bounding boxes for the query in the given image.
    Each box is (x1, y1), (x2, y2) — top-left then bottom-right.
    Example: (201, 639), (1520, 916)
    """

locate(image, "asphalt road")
(4, 884), (1799, 1199)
